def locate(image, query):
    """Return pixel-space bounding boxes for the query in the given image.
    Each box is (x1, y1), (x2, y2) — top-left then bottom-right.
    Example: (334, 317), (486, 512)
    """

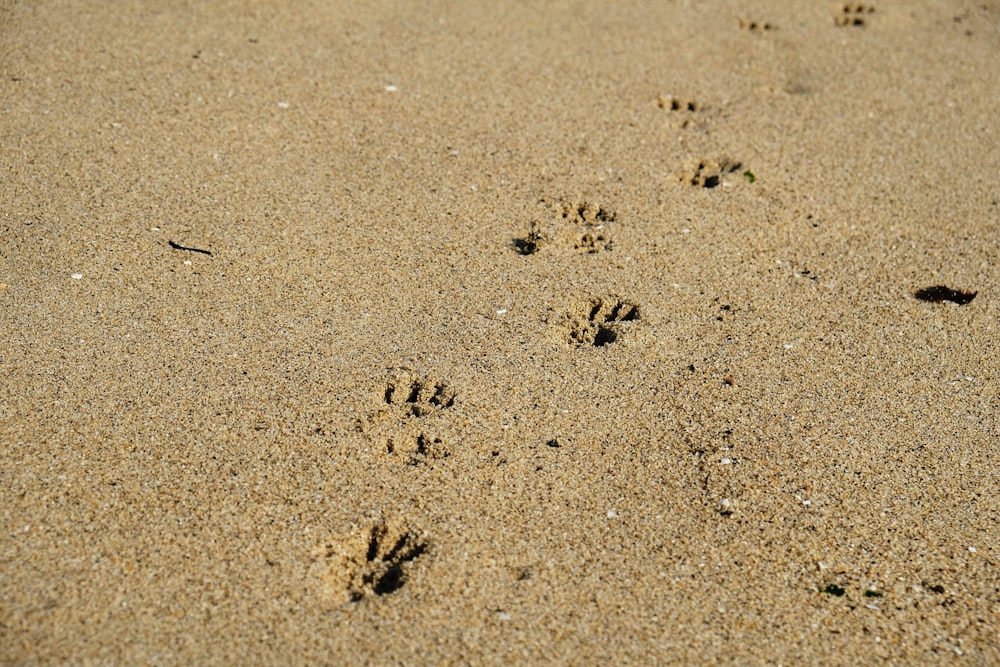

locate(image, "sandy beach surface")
(2, 1), (998, 664)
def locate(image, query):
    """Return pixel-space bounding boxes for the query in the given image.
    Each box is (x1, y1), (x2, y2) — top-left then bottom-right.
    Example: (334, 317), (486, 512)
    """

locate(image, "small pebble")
(71, 273), (83, 280)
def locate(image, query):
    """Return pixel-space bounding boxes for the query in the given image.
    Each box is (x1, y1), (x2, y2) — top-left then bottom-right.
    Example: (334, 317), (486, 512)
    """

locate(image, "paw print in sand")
(675, 157), (743, 189)
(357, 370), (457, 465)
(656, 94), (705, 129)
(553, 295), (641, 348)
(514, 199), (616, 255)
(835, 4), (874, 26)
(312, 520), (429, 604)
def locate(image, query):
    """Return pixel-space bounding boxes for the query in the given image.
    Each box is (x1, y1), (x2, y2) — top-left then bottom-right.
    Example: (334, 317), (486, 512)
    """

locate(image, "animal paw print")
(675, 158), (743, 189)
(557, 200), (616, 227)
(656, 94), (703, 129)
(657, 95), (700, 113)
(561, 201), (615, 253)
(514, 199), (616, 255)
(384, 375), (455, 417)
(555, 296), (640, 348)
(387, 432), (447, 460)
(835, 4), (874, 26)
(313, 520), (429, 604)
(738, 18), (773, 32)
(357, 371), (456, 464)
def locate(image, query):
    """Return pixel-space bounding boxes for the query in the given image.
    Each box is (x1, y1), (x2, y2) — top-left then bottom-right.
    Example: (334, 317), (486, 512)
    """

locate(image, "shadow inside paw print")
(313, 520), (429, 604)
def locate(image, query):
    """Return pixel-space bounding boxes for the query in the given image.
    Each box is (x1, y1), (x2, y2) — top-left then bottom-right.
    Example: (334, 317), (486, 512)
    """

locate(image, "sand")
(1, 0), (998, 664)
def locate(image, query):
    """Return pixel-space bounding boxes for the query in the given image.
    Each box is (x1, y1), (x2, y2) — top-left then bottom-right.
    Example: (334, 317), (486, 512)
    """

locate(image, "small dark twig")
(168, 240), (213, 256)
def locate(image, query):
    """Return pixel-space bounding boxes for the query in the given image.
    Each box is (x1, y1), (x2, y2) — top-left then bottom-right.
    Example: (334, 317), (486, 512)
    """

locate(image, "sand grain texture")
(1, 1), (998, 664)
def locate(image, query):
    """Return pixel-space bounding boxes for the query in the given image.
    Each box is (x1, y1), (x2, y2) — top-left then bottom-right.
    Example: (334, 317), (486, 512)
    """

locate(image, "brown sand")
(1, 1), (998, 664)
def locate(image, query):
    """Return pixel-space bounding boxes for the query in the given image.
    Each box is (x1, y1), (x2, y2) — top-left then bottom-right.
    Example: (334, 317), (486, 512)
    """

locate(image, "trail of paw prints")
(835, 3), (874, 27)
(551, 295), (641, 348)
(514, 199), (616, 255)
(312, 519), (429, 604)
(674, 157), (747, 189)
(356, 370), (457, 465)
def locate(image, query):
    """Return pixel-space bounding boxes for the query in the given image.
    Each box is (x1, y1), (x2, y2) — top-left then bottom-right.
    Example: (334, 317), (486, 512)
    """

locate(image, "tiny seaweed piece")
(913, 285), (977, 305)
(863, 589), (883, 598)
(168, 240), (213, 256)
(822, 584), (846, 597)
(743, 170), (756, 183)
(514, 222), (545, 256)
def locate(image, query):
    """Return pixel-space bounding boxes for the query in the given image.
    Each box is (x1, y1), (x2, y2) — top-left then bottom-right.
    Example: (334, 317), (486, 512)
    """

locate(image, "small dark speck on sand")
(913, 285), (976, 305)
